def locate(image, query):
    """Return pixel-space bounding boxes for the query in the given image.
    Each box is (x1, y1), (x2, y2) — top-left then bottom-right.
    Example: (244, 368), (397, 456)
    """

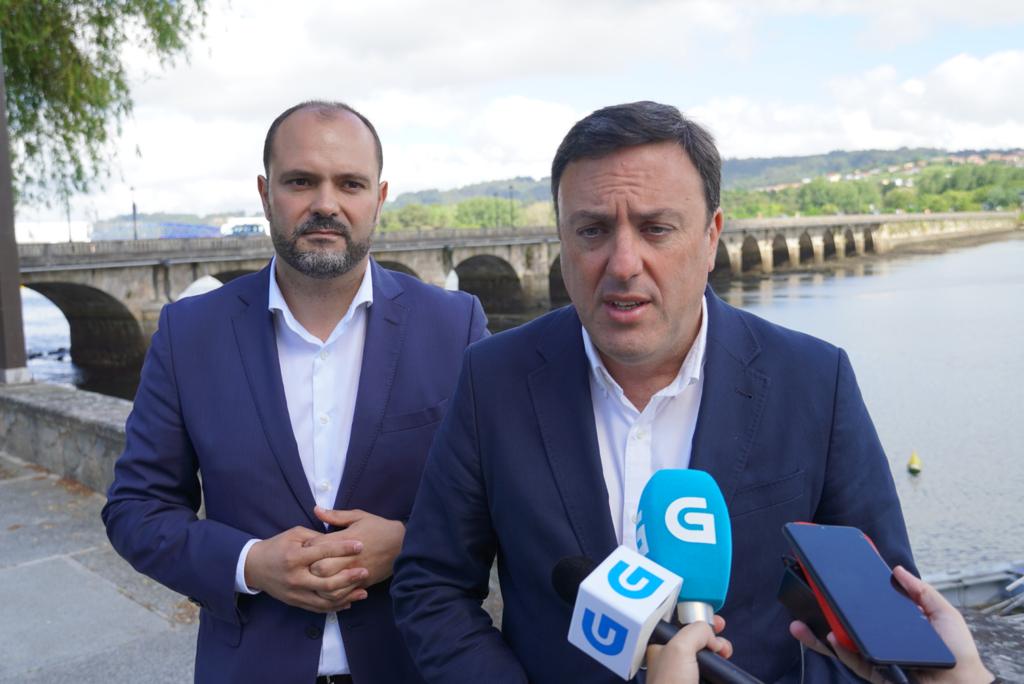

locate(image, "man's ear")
(257, 175), (271, 221)
(374, 180), (389, 223)
(706, 208), (724, 272)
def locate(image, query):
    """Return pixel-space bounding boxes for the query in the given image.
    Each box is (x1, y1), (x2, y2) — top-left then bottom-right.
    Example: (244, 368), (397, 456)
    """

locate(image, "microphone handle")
(651, 622), (764, 684)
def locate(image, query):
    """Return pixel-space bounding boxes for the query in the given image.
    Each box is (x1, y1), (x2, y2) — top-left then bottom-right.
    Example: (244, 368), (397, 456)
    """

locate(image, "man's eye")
(577, 226), (603, 238)
(645, 225), (673, 236)
(286, 178), (310, 187)
(343, 180), (365, 190)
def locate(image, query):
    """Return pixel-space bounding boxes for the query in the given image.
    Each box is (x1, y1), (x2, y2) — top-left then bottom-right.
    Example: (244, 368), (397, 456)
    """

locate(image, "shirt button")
(319, 414), (329, 425)
(317, 480), (330, 493)
(631, 513), (639, 524)
(320, 350), (329, 361)
(326, 612), (337, 622)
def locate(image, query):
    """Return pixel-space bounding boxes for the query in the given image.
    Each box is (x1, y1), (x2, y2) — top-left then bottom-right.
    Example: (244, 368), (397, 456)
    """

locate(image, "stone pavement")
(0, 450), (196, 683)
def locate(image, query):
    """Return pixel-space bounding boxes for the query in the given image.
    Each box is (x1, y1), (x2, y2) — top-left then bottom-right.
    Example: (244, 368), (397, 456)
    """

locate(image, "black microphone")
(553, 556), (763, 684)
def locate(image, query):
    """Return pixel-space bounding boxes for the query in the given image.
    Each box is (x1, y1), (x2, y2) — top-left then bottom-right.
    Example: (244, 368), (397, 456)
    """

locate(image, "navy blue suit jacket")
(103, 260), (487, 683)
(392, 287), (914, 683)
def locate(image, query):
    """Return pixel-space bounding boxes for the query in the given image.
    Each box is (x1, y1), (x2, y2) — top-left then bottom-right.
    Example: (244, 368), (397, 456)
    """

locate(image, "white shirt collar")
(267, 255), (374, 346)
(581, 294), (708, 404)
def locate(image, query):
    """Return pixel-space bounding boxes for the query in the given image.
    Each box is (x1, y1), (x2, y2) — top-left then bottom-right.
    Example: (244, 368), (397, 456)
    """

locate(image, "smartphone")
(782, 522), (956, 669)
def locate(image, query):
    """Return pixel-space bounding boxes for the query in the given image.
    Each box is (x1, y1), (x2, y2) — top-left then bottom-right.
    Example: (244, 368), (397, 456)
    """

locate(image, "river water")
(19, 234), (1024, 572)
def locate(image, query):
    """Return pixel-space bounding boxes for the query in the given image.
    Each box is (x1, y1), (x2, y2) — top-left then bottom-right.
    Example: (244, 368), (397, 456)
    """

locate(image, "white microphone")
(563, 545), (682, 680)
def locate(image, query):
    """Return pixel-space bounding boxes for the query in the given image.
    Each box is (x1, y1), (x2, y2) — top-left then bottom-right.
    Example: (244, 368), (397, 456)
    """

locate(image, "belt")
(315, 676), (354, 684)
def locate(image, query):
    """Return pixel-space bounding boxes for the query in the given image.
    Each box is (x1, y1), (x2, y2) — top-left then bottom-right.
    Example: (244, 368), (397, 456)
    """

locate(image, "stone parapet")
(0, 382), (128, 493)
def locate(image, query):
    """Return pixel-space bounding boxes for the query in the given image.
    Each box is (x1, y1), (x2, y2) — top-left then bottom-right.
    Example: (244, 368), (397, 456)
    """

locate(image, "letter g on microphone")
(607, 560), (664, 599)
(581, 608), (629, 655)
(665, 497), (717, 545)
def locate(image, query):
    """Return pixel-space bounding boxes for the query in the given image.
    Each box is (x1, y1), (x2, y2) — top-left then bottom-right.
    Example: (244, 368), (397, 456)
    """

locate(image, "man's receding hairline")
(268, 108), (370, 173)
(263, 100), (383, 179)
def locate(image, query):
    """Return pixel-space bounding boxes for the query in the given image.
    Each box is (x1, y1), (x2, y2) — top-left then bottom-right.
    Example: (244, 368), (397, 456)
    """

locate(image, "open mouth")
(610, 301), (644, 310)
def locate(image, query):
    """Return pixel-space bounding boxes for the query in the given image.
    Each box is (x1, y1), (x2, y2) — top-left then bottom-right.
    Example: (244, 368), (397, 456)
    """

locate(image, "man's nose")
(309, 186), (341, 217)
(605, 227), (643, 281)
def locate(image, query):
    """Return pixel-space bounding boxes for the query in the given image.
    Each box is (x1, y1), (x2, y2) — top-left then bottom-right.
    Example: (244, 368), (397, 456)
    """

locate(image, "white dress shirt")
(582, 295), (708, 550)
(234, 257), (373, 676)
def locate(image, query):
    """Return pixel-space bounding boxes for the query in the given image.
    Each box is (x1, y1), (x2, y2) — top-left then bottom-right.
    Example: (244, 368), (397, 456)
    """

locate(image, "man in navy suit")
(391, 101), (914, 683)
(102, 101), (486, 683)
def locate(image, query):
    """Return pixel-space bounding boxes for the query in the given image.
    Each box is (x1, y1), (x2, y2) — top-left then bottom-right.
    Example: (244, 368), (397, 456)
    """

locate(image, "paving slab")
(0, 469), (109, 568)
(0, 556), (172, 679)
(0, 623), (196, 684)
(73, 545), (199, 625)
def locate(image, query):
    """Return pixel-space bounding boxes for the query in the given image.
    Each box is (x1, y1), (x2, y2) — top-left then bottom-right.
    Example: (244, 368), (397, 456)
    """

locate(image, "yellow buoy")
(907, 451), (922, 475)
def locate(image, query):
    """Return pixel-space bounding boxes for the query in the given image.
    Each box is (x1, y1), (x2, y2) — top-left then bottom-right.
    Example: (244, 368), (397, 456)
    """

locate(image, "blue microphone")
(637, 469), (732, 624)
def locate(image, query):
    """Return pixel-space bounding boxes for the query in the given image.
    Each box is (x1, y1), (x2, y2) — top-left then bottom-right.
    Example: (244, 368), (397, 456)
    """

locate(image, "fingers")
(788, 621), (832, 658)
(302, 538), (364, 563)
(892, 565), (946, 619)
(314, 506), (365, 529)
(712, 614), (726, 634)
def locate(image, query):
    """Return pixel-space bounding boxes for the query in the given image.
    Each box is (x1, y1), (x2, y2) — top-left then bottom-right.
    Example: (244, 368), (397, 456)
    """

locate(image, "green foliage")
(722, 162), (1023, 218)
(1, 0), (207, 204)
(381, 197), (556, 231)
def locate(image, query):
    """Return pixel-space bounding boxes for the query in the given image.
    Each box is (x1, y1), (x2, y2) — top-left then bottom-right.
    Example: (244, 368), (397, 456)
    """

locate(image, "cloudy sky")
(23, 0), (1024, 222)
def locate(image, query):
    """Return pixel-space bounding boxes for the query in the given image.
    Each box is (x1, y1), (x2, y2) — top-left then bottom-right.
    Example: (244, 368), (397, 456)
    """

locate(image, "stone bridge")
(16, 211), (1019, 368)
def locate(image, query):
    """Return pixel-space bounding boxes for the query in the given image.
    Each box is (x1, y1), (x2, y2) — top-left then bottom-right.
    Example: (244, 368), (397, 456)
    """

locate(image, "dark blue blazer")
(392, 286), (914, 683)
(102, 260), (487, 684)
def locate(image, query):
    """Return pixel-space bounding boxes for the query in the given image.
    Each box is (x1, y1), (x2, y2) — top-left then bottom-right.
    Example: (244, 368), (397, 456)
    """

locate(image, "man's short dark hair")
(550, 101), (721, 223)
(262, 100), (383, 178)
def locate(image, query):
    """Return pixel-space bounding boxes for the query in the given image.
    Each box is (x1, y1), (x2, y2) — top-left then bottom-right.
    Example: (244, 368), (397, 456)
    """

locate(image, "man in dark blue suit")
(102, 101), (486, 683)
(391, 101), (914, 683)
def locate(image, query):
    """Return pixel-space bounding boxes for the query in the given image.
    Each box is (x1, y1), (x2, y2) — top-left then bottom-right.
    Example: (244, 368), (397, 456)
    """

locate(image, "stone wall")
(0, 383), (128, 493)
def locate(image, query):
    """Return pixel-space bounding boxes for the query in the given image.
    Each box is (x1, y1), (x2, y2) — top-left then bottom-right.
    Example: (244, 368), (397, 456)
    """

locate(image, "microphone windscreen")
(637, 469), (732, 611)
(552, 556), (597, 605)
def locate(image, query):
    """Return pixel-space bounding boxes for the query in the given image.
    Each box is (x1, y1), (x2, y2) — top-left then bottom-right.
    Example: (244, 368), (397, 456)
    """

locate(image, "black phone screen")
(783, 522), (956, 668)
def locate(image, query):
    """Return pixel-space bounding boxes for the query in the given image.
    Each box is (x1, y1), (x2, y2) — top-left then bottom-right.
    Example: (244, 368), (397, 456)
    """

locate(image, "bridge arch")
(376, 260), (421, 280)
(772, 234), (789, 268)
(741, 235), (762, 273)
(798, 232), (814, 264)
(822, 230), (837, 261)
(843, 229), (856, 256)
(863, 228), (875, 253)
(455, 255), (525, 314)
(23, 282), (146, 369)
(548, 256), (571, 309)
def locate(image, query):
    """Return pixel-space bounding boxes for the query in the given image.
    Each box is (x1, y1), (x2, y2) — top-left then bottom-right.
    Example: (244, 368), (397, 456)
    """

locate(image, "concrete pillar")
(809, 236), (825, 264)
(853, 233), (866, 256)
(786, 238), (801, 267)
(757, 240), (774, 273)
(833, 233), (846, 261)
(725, 243), (742, 275)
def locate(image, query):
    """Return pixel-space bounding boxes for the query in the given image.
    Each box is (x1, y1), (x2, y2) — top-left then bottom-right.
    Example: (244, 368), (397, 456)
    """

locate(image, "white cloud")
(15, 1), (1024, 221)
(690, 50), (1024, 158)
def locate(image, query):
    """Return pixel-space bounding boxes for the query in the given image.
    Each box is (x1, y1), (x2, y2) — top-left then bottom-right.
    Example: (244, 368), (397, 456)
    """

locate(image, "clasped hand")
(243, 506), (405, 614)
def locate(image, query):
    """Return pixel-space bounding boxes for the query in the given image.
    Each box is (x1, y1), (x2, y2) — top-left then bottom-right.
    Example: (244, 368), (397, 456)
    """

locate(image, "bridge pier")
(833, 232), (847, 260)
(756, 239), (774, 274)
(724, 241), (742, 275)
(786, 239), (801, 267)
(809, 236), (825, 264)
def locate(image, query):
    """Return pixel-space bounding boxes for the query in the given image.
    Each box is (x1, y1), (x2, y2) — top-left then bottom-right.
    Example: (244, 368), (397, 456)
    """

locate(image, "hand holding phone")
(781, 522), (955, 669)
(790, 566), (995, 684)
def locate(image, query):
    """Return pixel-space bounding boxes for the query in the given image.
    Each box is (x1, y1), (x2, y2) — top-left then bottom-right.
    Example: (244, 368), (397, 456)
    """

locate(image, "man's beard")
(271, 215), (372, 279)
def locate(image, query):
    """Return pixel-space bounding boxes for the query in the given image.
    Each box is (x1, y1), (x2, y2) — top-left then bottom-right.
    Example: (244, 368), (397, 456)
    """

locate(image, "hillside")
(388, 147), (1023, 206)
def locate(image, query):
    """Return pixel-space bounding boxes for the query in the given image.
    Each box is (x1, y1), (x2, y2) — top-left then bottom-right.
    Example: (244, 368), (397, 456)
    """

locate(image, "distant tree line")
(723, 162), (1024, 218)
(380, 162), (1023, 230)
